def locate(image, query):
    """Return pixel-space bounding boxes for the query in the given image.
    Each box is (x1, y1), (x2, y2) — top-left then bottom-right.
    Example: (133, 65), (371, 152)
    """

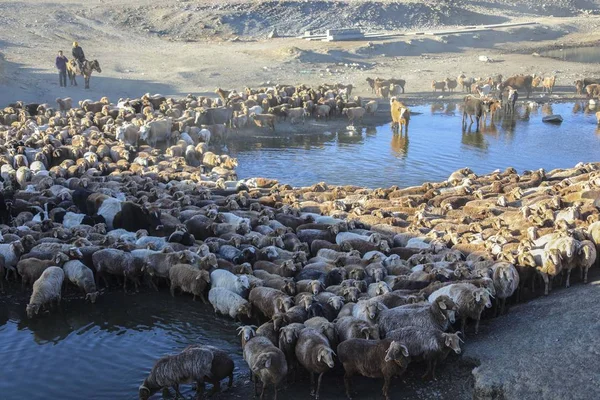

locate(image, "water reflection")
(541, 104), (553, 116)
(431, 103), (445, 113)
(230, 102), (600, 188)
(391, 132), (409, 158)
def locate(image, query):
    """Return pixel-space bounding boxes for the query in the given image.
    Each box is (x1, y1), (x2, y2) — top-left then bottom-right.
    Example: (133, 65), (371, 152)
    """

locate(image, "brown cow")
(499, 75), (533, 98)
(462, 96), (484, 131)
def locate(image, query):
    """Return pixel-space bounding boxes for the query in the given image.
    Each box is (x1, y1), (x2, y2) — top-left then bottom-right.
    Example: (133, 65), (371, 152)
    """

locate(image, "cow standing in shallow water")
(462, 96), (483, 131)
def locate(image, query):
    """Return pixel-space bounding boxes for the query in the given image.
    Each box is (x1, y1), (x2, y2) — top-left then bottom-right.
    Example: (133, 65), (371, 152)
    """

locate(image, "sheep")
(278, 322), (305, 378)
(250, 113), (276, 130)
(254, 259), (297, 278)
(294, 328), (336, 400)
(139, 347), (214, 400)
(490, 262), (520, 316)
(445, 78), (458, 92)
(211, 269), (250, 297)
(304, 317), (338, 349)
(378, 295), (457, 336)
(342, 107), (366, 125)
(295, 279), (324, 295)
(338, 338), (410, 400)
(577, 240), (596, 284)
(542, 76), (556, 93)
(529, 248), (563, 295)
(0, 240), (26, 274)
(183, 344), (234, 394)
(364, 100), (378, 115)
(428, 283), (491, 334)
(26, 266), (64, 318)
(387, 327), (461, 380)
(243, 335), (288, 400)
(431, 80), (446, 92)
(208, 287), (253, 322)
(143, 250), (201, 285)
(56, 97), (72, 111)
(352, 298), (388, 325)
(249, 287), (294, 319)
(335, 316), (380, 342)
(262, 275), (296, 296)
(62, 260), (99, 303)
(17, 252), (70, 287)
(169, 264), (211, 302)
(92, 248), (141, 291)
(546, 235), (577, 288)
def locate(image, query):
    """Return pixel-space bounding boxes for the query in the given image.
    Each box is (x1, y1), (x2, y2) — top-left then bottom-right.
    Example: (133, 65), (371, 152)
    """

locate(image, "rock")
(268, 29), (279, 39)
(229, 37), (240, 42)
(478, 55), (490, 63)
(532, 52), (540, 57)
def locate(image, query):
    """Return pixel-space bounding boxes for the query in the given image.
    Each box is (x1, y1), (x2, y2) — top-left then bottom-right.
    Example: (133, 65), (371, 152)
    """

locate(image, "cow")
(113, 202), (164, 234)
(391, 99), (410, 134)
(462, 96), (484, 131)
(139, 118), (173, 147)
(499, 75), (533, 98)
(194, 107), (234, 127)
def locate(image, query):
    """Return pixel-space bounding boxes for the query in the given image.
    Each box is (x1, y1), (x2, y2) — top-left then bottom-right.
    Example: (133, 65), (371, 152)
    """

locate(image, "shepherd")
(72, 41), (86, 73)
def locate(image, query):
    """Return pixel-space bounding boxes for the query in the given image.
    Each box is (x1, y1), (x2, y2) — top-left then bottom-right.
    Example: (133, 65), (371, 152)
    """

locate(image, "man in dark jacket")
(55, 50), (68, 87)
(72, 41), (85, 72)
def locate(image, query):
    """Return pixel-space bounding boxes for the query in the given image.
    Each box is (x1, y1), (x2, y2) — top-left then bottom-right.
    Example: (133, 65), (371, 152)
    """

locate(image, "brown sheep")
(542, 76), (556, 94)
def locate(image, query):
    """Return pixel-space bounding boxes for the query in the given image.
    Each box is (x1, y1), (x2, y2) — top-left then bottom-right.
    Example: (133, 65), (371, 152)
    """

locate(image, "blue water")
(230, 102), (600, 188)
(541, 47), (600, 63)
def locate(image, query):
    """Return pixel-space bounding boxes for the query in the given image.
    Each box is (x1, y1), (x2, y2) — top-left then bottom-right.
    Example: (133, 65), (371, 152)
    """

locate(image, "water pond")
(230, 102), (600, 189)
(540, 46), (600, 63)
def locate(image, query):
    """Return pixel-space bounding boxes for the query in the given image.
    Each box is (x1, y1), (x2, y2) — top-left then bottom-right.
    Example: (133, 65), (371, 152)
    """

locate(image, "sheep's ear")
(377, 303), (384, 311)
(264, 356), (272, 369)
(401, 344), (409, 357)
(317, 351), (323, 363)
(438, 300), (447, 310)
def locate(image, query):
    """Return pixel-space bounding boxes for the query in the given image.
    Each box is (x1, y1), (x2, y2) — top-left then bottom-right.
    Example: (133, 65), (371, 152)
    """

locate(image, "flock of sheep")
(0, 80), (599, 400)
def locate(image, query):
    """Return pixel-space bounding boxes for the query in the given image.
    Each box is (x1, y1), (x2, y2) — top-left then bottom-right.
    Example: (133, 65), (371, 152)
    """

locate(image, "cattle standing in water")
(462, 96), (484, 131)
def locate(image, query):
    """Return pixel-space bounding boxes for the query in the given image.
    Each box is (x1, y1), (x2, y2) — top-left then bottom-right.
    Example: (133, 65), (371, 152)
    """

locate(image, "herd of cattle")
(371, 74), (600, 131)
(1, 82), (600, 399)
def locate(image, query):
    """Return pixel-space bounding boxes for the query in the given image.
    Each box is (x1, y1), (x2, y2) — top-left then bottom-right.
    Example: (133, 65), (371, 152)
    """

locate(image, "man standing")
(72, 41), (85, 73)
(55, 50), (68, 87)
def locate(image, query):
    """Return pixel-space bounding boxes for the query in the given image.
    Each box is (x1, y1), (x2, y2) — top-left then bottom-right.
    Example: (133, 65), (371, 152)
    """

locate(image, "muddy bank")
(466, 273), (600, 400)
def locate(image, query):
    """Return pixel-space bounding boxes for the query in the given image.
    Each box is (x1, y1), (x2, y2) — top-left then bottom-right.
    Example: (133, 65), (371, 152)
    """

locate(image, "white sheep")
(490, 262), (519, 316)
(208, 287), (252, 321)
(27, 266), (64, 318)
(63, 260), (99, 303)
(97, 197), (123, 230)
(210, 269), (250, 297)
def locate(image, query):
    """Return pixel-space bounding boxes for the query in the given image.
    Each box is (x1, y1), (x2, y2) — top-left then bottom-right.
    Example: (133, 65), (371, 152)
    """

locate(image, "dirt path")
(466, 274), (600, 400)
